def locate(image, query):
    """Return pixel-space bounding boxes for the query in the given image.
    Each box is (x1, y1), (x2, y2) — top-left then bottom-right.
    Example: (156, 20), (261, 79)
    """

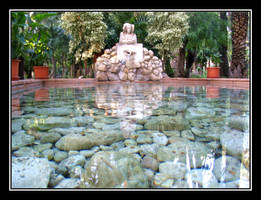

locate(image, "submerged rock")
(228, 116), (249, 132)
(54, 151), (68, 162)
(156, 136), (212, 168)
(82, 151), (148, 188)
(55, 178), (81, 188)
(23, 117), (76, 131)
(12, 130), (35, 151)
(152, 132), (168, 146)
(13, 147), (39, 157)
(12, 119), (25, 133)
(55, 130), (124, 151)
(185, 107), (216, 120)
(185, 169), (218, 188)
(12, 157), (51, 188)
(48, 127), (86, 136)
(152, 105), (177, 116)
(144, 115), (189, 131)
(141, 156), (159, 171)
(213, 156), (242, 182)
(159, 161), (187, 180)
(35, 107), (73, 116)
(220, 130), (248, 160)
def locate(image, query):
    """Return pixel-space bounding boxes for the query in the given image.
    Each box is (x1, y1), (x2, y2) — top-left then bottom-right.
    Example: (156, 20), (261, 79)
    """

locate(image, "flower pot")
(33, 66), (49, 79)
(206, 86), (220, 99)
(207, 67), (220, 78)
(12, 59), (21, 81)
(34, 88), (49, 101)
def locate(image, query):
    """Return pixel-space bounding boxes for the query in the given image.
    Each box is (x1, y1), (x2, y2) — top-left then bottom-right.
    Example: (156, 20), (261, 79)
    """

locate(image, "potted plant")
(32, 48), (49, 79)
(26, 34), (50, 79)
(11, 12), (26, 81)
(23, 12), (56, 79)
(207, 52), (221, 78)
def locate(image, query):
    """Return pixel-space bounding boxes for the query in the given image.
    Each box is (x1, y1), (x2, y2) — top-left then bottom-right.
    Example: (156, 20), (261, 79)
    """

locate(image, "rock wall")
(95, 45), (163, 81)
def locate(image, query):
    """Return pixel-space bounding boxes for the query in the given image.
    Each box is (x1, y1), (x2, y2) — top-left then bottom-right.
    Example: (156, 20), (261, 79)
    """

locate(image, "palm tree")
(230, 12), (249, 78)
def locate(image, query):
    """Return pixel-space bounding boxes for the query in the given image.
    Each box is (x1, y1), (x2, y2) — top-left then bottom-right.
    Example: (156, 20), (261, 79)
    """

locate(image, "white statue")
(119, 23), (137, 44)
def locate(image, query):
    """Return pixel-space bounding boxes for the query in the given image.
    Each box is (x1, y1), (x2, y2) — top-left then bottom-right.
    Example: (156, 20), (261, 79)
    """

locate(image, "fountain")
(95, 23), (163, 81)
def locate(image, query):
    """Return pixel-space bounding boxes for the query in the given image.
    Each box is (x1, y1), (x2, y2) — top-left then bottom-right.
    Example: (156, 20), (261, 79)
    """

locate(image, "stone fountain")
(95, 23), (163, 81)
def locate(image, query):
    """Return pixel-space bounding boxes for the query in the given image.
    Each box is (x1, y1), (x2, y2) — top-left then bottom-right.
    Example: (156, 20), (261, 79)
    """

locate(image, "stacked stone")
(138, 48), (163, 81)
(95, 46), (121, 81)
(95, 46), (163, 81)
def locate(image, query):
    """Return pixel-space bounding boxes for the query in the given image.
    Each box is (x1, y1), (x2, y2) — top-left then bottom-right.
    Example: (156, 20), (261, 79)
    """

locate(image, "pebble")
(141, 156), (159, 171)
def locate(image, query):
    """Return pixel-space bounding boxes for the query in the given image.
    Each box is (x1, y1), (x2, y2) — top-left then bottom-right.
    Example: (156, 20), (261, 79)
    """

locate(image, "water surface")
(11, 82), (250, 189)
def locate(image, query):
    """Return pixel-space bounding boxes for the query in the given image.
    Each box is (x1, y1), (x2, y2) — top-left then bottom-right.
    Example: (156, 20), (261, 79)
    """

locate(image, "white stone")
(117, 43), (143, 63)
(159, 161), (187, 179)
(220, 130), (248, 160)
(152, 132), (168, 146)
(12, 157), (51, 188)
(213, 156), (242, 182)
(185, 169), (218, 188)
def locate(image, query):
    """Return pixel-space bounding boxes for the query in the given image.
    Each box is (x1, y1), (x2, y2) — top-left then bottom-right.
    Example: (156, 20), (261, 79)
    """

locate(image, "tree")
(40, 13), (71, 78)
(103, 12), (134, 49)
(230, 12), (249, 78)
(60, 12), (107, 77)
(145, 12), (189, 76)
(177, 12), (228, 77)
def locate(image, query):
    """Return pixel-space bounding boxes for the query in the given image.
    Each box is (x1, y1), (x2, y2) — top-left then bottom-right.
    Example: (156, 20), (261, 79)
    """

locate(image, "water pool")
(11, 82), (250, 189)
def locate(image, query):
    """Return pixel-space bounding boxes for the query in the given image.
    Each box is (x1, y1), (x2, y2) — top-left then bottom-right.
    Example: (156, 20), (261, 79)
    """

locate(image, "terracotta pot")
(207, 67), (220, 78)
(33, 66), (49, 79)
(206, 86), (220, 98)
(34, 88), (49, 101)
(12, 59), (21, 81)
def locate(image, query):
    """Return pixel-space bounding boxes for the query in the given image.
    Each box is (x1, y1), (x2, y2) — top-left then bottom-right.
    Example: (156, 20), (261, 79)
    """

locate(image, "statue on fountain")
(119, 23), (137, 45)
(95, 23), (163, 81)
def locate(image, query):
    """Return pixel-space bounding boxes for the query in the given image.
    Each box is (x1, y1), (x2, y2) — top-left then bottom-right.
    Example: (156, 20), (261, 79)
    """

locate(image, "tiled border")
(11, 78), (250, 94)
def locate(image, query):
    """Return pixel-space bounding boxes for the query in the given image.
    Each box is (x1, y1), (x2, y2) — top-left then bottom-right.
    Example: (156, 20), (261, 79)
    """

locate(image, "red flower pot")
(207, 67), (220, 78)
(33, 66), (49, 79)
(12, 59), (21, 81)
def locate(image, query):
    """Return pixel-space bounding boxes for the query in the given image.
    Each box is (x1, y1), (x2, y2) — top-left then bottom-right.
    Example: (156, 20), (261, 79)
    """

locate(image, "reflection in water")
(95, 83), (165, 136)
(34, 88), (49, 102)
(11, 83), (250, 189)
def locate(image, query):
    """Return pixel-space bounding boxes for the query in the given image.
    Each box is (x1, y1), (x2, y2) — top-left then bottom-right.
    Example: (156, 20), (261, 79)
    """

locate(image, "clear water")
(11, 82), (250, 189)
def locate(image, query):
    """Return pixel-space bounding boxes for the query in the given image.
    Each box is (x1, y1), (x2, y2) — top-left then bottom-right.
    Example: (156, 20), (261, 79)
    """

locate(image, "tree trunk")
(176, 47), (185, 77)
(176, 38), (188, 77)
(184, 50), (196, 78)
(52, 55), (56, 78)
(230, 12), (249, 78)
(84, 60), (88, 77)
(219, 12), (229, 77)
(71, 64), (74, 78)
(79, 63), (83, 77)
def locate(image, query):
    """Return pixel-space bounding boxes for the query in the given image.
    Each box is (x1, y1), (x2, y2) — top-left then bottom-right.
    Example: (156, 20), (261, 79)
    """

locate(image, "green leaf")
(31, 13), (57, 22)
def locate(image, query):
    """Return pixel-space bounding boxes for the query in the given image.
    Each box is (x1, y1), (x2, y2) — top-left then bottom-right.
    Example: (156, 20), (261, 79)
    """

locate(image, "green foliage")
(60, 12), (107, 63)
(11, 12), (27, 59)
(145, 12), (189, 61)
(103, 12), (150, 50)
(23, 12), (57, 66)
(186, 12), (227, 66)
(190, 73), (201, 78)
